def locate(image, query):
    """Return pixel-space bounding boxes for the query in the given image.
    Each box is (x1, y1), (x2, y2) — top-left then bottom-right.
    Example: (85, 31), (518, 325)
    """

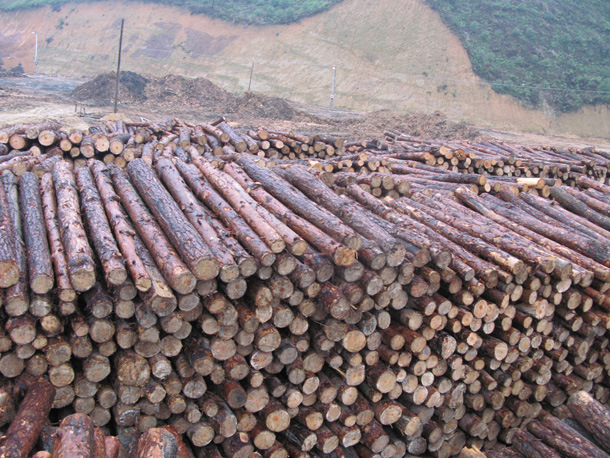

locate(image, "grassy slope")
(0, 0), (343, 24)
(425, 0), (610, 112)
(1, 0), (608, 114)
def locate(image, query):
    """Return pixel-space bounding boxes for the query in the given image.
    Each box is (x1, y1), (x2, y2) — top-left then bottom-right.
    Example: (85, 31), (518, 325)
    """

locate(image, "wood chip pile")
(0, 119), (608, 457)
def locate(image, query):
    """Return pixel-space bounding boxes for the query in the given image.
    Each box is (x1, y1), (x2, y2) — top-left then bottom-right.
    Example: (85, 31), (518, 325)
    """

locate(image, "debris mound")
(72, 71), (149, 104)
(145, 75), (232, 108)
(332, 109), (481, 141)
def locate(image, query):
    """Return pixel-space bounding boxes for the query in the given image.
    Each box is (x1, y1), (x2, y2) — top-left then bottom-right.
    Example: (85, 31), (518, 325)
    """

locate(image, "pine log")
(235, 155), (362, 250)
(226, 162), (355, 266)
(0, 380), (56, 458)
(51, 161), (96, 292)
(135, 428), (178, 458)
(1, 171), (29, 313)
(155, 158), (239, 283)
(193, 157), (286, 253)
(52, 413), (95, 457)
(0, 172), (19, 287)
(175, 158), (275, 266)
(567, 390), (610, 453)
(109, 164), (196, 294)
(76, 166), (128, 286)
(127, 158), (220, 281)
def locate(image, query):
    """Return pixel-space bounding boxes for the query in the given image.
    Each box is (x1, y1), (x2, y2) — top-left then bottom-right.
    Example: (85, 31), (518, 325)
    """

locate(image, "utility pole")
(248, 62), (254, 92)
(114, 19), (125, 114)
(330, 65), (337, 107)
(32, 31), (38, 74)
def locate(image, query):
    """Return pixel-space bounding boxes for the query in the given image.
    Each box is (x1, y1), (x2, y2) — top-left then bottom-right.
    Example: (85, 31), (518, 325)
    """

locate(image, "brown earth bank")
(1, 73), (610, 153)
(0, 0), (608, 138)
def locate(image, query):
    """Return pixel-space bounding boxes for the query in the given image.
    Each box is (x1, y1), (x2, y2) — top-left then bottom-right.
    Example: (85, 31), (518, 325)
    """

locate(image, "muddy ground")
(1, 73), (609, 152)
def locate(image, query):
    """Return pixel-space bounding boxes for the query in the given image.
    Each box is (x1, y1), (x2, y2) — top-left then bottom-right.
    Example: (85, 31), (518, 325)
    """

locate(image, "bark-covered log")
(51, 161), (96, 292)
(155, 158), (239, 283)
(135, 428), (178, 458)
(567, 391), (610, 453)
(109, 164), (196, 294)
(1, 171), (29, 313)
(0, 381), (56, 458)
(18, 172), (54, 294)
(194, 158), (285, 253)
(175, 158), (276, 267)
(127, 158), (220, 281)
(76, 166), (128, 286)
(52, 413), (95, 457)
(0, 171), (19, 287)
(88, 160), (152, 292)
(236, 155), (362, 250)
(226, 162), (355, 266)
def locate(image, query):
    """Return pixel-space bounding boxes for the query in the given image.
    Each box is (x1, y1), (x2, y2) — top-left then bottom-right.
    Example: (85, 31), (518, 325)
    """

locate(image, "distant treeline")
(0, 0), (343, 24)
(425, 0), (610, 113)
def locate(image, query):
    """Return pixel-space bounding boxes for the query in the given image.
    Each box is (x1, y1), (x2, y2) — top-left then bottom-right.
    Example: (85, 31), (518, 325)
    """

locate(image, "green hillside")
(1, 0), (608, 113)
(0, 0), (342, 24)
(425, 0), (610, 112)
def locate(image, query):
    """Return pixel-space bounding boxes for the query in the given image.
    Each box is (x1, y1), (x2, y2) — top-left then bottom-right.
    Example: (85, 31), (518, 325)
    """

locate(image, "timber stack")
(0, 119), (608, 457)
(460, 390), (610, 457)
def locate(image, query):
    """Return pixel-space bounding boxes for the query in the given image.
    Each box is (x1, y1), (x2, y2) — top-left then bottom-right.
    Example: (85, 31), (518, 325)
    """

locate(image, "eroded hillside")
(0, 0), (608, 138)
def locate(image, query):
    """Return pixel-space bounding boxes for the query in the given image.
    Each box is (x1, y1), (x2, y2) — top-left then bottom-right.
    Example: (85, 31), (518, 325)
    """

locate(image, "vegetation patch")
(425, 0), (610, 112)
(0, 0), (343, 25)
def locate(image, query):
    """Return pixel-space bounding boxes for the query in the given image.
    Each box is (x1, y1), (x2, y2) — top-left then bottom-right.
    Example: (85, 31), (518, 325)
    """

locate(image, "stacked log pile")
(0, 119), (608, 457)
(383, 131), (610, 186)
(460, 390), (610, 457)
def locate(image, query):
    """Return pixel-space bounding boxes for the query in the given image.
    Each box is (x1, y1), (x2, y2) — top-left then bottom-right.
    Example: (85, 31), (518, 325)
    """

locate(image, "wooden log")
(0, 170), (19, 287)
(512, 429), (561, 458)
(278, 166), (405, 265)
(51, 161), (96, 292)
(52, 413), (95, 457)
(227, 163), (355, 266)
(109, 164), (196, 294)
(0, 381), (56, 458)
(236, 155), (362, 250)
(127, 158), (219, 281)
(175, 159), (276, 267)
(567, 390), (610, 453)
(76, 166), (127, 286)
(1, 171), (30, 314)
(135, 427), (178, 457)
(155, 158), (239, 283)
(88, 160), (152, 291)
(528, 415), (608, 458)
(193, 158), (286, 253)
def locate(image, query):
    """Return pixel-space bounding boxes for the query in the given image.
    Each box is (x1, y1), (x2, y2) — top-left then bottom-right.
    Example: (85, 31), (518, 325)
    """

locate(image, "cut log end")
(172, 272), (197, 295)
(70, 268), (97, 293)
(290, 240), (308, 257)
(107, 268), (129, 287)
(193, 258), (221, 281)
(333, 247), (356, 267)
(0, 262), (19, 288)
(31, 275), (54, 295)
(219, 264), (240, 283)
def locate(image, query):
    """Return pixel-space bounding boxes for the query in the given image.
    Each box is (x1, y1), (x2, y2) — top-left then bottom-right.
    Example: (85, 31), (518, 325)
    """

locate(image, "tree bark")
(52, 161), (96, 292)
(0, 381), (56, 458)
(109, 164), (196, 294)
(155, 158), (240, 283)
(175, 158), (276, 267)
(567, 390), (610, 453)
(75, 165), (127, 286)
(0, 170), (19, 287)
(88, 160), (152, 292)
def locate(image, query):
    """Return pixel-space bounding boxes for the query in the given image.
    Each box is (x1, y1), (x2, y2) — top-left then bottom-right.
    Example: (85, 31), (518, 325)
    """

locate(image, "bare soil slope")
(0, 0), (608, 138)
